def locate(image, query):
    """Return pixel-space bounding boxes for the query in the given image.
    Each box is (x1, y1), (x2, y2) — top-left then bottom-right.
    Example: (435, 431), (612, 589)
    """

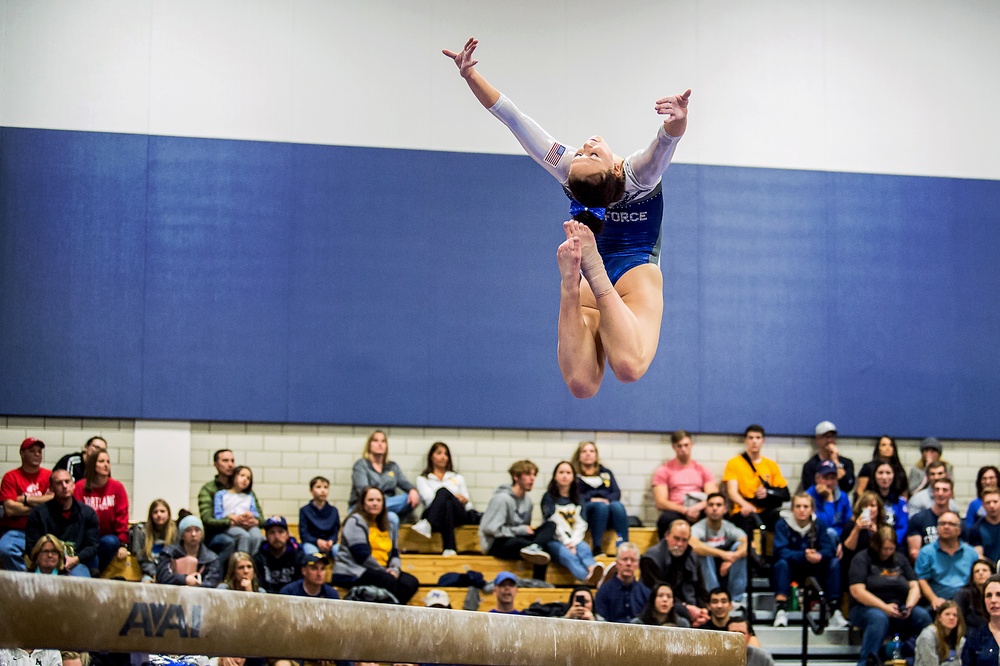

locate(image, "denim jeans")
(848, 604), (932, 666)
(772, 555), (841, 600)
(582, 501), (629, 552)
(547, 540), (597, 581)
(0, 530), (27, 571)
(700, 542), (748, 602)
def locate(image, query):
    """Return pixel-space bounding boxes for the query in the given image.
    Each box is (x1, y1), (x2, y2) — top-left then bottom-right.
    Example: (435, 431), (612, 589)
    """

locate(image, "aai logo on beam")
(119, 603), (202, 638)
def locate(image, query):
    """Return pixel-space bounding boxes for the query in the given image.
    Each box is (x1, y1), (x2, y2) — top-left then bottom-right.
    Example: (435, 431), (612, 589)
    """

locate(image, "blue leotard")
(489, 94), (679, 285)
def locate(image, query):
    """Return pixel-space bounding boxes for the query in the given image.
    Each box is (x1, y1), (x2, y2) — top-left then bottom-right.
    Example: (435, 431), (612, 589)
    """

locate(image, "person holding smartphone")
(848, 525), (931, 666)
(563, 586), (602, 621)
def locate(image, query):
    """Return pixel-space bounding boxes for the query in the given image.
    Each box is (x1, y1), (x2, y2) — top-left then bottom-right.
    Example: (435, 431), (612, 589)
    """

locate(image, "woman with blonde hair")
(572, 441), (628, 554)
(915, 601), (966, 666)
(349, 430), (418, 538)
(218, 551), (263, 592)
(27, 534), (66, 575)
(129, 499), (177, 583)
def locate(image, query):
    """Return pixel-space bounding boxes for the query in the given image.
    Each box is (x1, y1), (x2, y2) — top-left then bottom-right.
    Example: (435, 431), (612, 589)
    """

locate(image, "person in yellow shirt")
(723, 425), (789, 538)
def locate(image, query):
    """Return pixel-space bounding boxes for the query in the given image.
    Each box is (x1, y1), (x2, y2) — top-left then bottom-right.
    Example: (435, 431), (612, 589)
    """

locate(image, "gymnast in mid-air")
(444, 37), (691, 398)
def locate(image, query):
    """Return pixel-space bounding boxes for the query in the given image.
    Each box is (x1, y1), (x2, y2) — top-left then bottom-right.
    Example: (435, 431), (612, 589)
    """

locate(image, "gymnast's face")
(569, 136), (615, 179)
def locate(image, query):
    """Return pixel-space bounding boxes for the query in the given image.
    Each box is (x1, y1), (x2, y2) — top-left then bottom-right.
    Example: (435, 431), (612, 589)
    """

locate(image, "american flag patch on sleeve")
(544, 143), (566, 167)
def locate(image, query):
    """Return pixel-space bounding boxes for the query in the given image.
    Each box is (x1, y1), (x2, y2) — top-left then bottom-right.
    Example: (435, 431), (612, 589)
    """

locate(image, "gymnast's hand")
(442, 37), (479, 79)
(655, 89), (692, 137)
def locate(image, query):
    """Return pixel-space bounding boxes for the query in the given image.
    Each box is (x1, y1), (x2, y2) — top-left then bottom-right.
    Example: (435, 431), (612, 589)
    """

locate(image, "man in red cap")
(1, 438), (54, 570)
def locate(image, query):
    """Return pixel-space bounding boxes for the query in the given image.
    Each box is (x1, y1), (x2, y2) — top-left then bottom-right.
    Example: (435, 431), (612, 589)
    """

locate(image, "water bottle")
(789, 582), (800, 611)
(885, 634), (903, 664)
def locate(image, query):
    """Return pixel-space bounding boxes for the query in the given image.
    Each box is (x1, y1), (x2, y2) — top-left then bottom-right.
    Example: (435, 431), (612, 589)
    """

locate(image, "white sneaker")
(731, 597), (746, 614)
(597, 562), (617, 589)
(829, 609), (848, 628)
(411, 519), (432, 539)
(585, 563), (605, 587)
(442, 549), (457, 557)
(773, 609), (789, 627)
(519, 543), (551, 565)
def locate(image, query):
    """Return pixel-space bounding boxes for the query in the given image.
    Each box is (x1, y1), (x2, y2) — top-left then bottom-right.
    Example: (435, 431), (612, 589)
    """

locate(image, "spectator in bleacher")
(908, 438), (955, 496)
(970, 487), (1000, 563)
(217, 551), (263, 591)
(280, 552), (340, 600)
(594, 541), (649, 623)
(854, 435), (909, 500)
(633, 582), (690, 627)
(479, 459), (555, 579)
(412, 441), (472, 557)
(704, 589), (758, 643)
(954, 559), (996, 630)
(563, 585), (603, 621)
(213, 465), (264, 558)
(871, 462), (909, 544)
(299, 476), (340, 558)
(688, 493), (748, 608)
(214, 552), (267, 666)
(541, 461), (603, 586)
(332, 487), (418, 604)
(130, 499), (177, 583)
(572, 441), (629, 554)
(54, 436), (107, 483)
(652, 430), (718, 539)
(350, 430), (418, 540)
(908, 478), (965, 562)
(254, 515), (303, 594)
(800, 421), (855, 495)
(848, 525), (930, 666)
(967, 467), (1000, 529)
(842, 492), (887, 585)
(489, 571), (523, 614)
(73, 448), (129, 573)
(916, 511), (979, 609)
(198, 448), (238, 565)
(772, 492), (845, 628)
(156, 514), (222, 587)
(423, 588), (452, 608)
(640, 519), (710, 626)
(26, 534), (66, 575)
(0, 438), (53, 571)
(915, 601), (966, 666)
(24, 468), (96, 576)
(723, 424), (790, 536)
(961, 573), (1000, 666)
(909, 461), (960, 515)
(807, 460), (853, 544)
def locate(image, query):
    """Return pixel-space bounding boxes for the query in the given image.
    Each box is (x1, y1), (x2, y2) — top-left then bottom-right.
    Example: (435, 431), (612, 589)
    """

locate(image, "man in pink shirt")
(0, 438), (54, 571)
(652, 430), (719, 538)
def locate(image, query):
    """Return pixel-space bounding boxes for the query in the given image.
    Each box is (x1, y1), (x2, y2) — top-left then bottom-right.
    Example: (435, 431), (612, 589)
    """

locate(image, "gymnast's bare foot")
(564, 220), (612, 297)
(557, 236), (582, 288)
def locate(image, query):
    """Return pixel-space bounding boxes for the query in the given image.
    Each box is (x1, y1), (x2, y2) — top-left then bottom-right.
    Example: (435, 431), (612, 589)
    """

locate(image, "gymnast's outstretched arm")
(625, 90), (691, 188)
(444, 37), (573, 184)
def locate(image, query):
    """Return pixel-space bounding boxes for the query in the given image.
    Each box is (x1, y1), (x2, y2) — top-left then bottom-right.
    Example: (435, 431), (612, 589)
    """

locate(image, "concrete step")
(757, 626), (856, 652)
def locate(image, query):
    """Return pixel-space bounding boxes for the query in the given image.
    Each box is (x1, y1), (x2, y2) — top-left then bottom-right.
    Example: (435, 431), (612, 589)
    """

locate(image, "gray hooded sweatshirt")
(478, 484), (533, 552)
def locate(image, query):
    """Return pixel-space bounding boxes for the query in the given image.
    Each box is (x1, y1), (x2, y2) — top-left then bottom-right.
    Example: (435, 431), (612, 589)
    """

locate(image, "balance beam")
(0, 572), (745, 666)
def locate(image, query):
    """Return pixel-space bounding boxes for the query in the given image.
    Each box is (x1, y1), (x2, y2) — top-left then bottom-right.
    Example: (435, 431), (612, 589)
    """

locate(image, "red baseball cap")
(20, 437), (45, 451)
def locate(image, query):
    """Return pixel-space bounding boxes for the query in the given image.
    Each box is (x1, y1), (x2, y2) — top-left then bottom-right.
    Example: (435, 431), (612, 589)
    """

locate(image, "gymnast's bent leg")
(566, 220), (663, 384)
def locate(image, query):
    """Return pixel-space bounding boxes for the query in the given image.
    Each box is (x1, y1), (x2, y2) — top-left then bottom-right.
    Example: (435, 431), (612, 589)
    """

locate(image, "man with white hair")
(594, 542), (650, 623)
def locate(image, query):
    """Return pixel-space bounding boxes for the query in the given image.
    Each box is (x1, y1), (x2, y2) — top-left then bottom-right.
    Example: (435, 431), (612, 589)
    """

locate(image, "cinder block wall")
(1, 416), (994, 525)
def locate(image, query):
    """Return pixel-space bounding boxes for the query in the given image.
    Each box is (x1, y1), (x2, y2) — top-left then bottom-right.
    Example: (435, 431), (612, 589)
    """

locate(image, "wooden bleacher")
(397, 524), (658, 558)
(103, 524), (661, 591)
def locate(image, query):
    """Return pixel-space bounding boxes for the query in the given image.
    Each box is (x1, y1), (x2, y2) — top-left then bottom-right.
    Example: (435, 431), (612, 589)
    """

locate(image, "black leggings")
(423, 487), (469, 551)
(355, 567), (420, 605)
